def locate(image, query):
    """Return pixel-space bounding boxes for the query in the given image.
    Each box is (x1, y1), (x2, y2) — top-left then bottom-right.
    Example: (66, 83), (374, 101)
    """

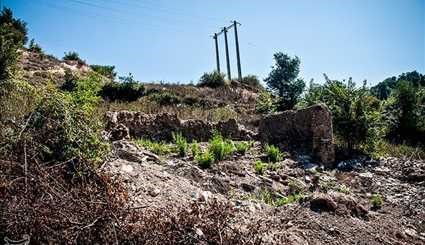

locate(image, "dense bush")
(239, 75), (261, 88)
(264, 52), (306, 110)
(198, 71), (226, 88)
(90, 64), (117, 79)
(255, 90), (277, 114)
(0, 8), (26, 81)
(0, 8), (28, 46)
(150, 91), (181, 105)
(302, 75), (385, 152)
(26, 89), (107, 164)
(383, 80), (425, 144)
(100, 74), (145, 102)
(63, 51), (84, 64)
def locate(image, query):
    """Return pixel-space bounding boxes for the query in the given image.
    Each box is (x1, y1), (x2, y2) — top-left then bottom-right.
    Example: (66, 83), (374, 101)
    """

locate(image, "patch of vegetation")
(372, 141), (425, 159)
(0, 7), (27, 81)
(135, 138), (172, 155)
(198, 71), (226, 88)
(264, 144), (283, 163)
(254, 160), (267, 175)
(254, 189), (305, 207)
(191, 140), (200, 157)
(264, 52), (306, 110)
(234, 141), (252, 155)
(208, 134), (234, 161)
(301, 76), (385, 154)
(255, 90), (277, 114)
(196, 150), (215, 169)
(150, 91), (181, 106)
(90, 64), (116, 79)
(63, 51), (84, 63)
(370, 193), (384, 209)
(100, 73), (145, 102)
(172, 132), (188, 157)
(275, 193), (306, 207)
(28, 38), (43, 53)
(335, 184), (351, 194)
(239, 75), (261, 88)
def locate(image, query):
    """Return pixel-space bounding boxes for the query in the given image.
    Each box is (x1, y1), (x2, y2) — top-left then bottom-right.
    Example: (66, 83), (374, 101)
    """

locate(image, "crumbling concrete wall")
(106, 104), (335, 166)
(106, 111), (254, 142)
(258, 104), (335, 166)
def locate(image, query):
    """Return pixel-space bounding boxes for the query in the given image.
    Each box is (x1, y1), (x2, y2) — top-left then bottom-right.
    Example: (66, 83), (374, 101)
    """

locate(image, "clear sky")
(3, 0), (425, 85)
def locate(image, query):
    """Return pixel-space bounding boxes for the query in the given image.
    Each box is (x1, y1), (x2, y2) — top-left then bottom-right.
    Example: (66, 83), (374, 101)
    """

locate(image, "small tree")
(264, 52), (305, 110)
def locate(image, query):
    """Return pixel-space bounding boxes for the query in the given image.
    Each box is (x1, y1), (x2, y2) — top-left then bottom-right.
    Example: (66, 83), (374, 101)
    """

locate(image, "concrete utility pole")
(213, 33), (220, 73)
(233, 21), (242, 80)
(223, 27), (231, 80)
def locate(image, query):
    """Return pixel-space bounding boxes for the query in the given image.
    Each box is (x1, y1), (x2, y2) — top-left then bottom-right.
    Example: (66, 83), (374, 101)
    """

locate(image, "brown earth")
(100, 140), (425, 244)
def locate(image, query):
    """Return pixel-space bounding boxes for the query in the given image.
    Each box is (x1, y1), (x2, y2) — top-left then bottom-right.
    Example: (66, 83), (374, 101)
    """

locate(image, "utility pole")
(233, 21), (242, 80)
(223, 27), (231, 80)
(213, 33), (220, 73)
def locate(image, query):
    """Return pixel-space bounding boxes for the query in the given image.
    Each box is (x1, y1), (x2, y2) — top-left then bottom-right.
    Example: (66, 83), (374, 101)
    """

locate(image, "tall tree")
(264, 52), (305, 110)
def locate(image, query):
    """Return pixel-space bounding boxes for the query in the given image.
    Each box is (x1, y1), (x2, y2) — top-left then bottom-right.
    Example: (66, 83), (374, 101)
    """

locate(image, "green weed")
(172, 132), (188, 157)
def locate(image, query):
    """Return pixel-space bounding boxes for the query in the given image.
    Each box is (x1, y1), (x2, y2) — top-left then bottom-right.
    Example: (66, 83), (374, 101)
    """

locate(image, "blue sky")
(3, 0), (425, 85)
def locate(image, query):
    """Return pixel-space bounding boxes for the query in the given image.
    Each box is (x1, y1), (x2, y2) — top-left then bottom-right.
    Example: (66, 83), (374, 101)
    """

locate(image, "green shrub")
(275, 193), (305, 207)
(254, 160), (267, 175)
(191, 141), (200, 157)
(63, 51), (84, 63)
(196, 150), (215, 169)
(26, 88), (108, 165)
(100, 74), (145, 102)
(135, 138), (172, 155)
(302, 76), (385, 153)
(234, 141), (252, 155)
(150, 91), (181, 106)
(240, 75), (261, 88)
(255, 90), (277, 114)
(172, 132), (188, 157)
(265, 144), (283, 163)
(1, 8), (26, 81)
(208, 134), (234, 161)
(370, 193), (383, 209)
(198, 71), (226, 88)
(90, 65), (116, 79)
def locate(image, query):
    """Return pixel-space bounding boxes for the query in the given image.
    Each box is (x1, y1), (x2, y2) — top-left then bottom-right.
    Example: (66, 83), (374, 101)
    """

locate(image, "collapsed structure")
(106, 104), (335, 166)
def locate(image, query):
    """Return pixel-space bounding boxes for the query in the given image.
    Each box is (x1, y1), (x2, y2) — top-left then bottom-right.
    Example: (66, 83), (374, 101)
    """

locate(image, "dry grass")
(0, 159), (263, 244)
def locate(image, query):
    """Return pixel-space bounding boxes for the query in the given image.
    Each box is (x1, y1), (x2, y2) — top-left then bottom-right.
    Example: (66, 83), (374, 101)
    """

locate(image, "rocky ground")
(101, 140), (425, 244)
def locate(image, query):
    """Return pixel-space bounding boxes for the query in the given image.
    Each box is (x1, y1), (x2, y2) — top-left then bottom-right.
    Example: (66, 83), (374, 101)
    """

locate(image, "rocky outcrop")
(258, 104), (335, 166)
(106, 111), (254, 141)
